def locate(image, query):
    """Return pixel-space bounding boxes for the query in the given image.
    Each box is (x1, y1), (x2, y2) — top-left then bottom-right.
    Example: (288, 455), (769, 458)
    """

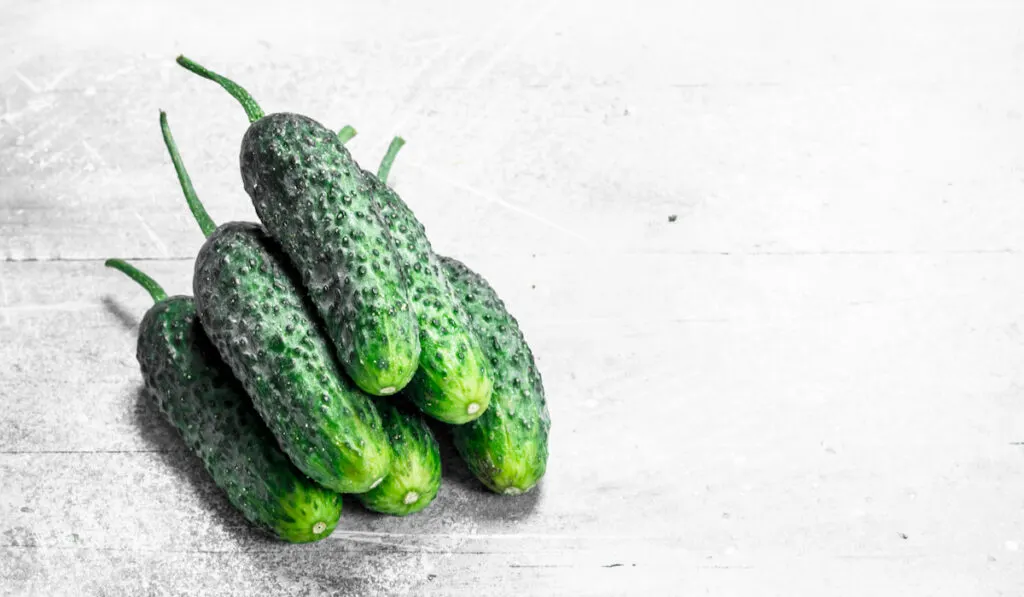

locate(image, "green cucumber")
(362, 137), (493, 424)
(106, 259), (342, 542)
(177, 55), (420, 397)
(370, 135), (549, 493)
(160, 110), (392, 493)
(356, 403), (441, 516)
(443, 256), (551, 495)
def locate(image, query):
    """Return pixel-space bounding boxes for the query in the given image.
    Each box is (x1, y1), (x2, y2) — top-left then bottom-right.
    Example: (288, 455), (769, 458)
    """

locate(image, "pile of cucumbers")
(107, 57), (551, 543)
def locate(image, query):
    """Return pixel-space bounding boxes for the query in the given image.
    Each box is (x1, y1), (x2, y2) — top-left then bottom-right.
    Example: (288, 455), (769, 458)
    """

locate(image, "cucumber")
(177, 55), (420, 397)
(105, 259), (342, 542)
(356, 403), (441, 516)
(362, 137), (493, 424)
(369, 136), (547, 491)
(442, 256), (551, 495)
(160, 111), (392, 494)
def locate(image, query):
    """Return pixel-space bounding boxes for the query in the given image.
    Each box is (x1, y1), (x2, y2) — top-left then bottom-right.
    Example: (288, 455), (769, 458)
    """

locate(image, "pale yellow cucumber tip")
(467, 403), (480, 415)
(312, 521), (327, 534)
(403, 491), (420, 505)
(370, 476), (385, 489)
(380, 386), (396, 395)
(503, 487), (523, 496)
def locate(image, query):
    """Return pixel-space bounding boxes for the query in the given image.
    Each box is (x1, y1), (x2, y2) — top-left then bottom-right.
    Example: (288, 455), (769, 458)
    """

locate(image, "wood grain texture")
(2, 0), (1024, 594)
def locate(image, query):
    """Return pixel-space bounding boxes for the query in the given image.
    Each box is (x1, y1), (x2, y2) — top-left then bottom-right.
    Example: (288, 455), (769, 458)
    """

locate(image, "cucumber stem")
(105, 259), (168, 303)
(160, 111), (217, 238)
(337, 125), (357, 145)
(377, 136), (406, 184)
(175, 55), (265, 123)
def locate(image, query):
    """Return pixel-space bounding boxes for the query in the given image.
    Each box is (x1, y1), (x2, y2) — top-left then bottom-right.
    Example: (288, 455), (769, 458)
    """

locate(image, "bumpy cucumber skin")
(356, 403), (442, 516)
(367, 175), (493, 424)
(240, 113), (420, 396)
(444, 257), (551, 495)
(137, 296), (342, 542)
(193, 222), (392, 494)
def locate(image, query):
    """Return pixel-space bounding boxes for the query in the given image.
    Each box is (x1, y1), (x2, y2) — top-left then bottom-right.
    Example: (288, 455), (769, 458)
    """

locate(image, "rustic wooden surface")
(2, 0), (1024, 594)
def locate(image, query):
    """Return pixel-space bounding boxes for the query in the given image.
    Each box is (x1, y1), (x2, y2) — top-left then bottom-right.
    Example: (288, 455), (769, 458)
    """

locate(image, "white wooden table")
(2, 1), (1023, 594)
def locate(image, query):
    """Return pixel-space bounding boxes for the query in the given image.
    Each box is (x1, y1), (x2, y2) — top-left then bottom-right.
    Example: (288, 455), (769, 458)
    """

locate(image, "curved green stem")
(105, 259), (167, 303)
(337, 125), (357, 145)
(160, 111), (217, 238)
(176, 55), (265, 123)
(378, 136), (406, 184)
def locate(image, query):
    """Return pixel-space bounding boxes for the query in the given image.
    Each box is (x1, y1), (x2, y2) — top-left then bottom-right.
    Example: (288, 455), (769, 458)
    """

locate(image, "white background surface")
(2, 0), (1023, 594)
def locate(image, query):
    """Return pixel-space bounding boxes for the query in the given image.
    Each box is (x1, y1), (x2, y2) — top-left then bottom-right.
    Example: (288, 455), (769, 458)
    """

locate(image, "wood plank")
(4, 546), (1018, 596)
(3, 79), (1023, 260)
(6, 253), (1024, 453)
(2, 1), (1023, 261)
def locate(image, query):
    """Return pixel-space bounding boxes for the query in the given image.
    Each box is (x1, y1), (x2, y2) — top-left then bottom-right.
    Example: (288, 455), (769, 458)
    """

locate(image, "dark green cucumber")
(442, 257), (551, 494)
(177, 55), (420, 397)
(159, 110), (392, 494)
(192, 223), (392, 493)
(369, 138), (547, 489)
(240, 113), (420, 396)
(356, 403), (441, 516)
(106, 259), (342, 542)
(361, 138), (493, 424)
